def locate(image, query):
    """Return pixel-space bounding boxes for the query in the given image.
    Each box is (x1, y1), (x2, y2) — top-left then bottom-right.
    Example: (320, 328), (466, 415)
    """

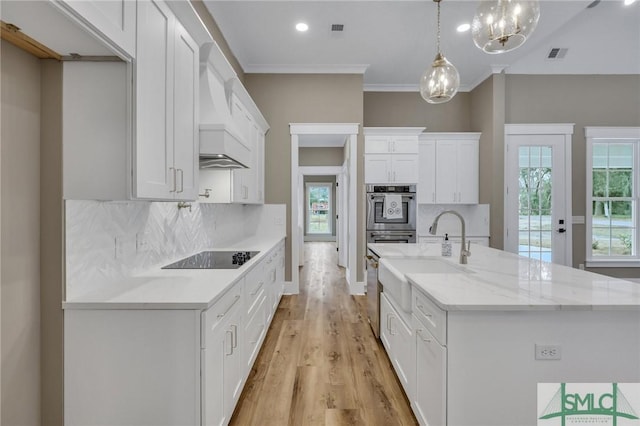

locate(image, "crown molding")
(363, 83), (472, 93)
(244, 64), (369, 74)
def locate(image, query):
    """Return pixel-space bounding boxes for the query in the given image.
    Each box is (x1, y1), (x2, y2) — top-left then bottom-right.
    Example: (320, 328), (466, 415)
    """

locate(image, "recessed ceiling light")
(624, 0), (636, 5)
(457, 23), (471, 32)
(296, 22), (309, 32)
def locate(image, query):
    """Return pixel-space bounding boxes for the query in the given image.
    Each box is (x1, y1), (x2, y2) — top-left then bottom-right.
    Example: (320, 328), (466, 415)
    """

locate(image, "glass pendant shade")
(471, 0), (540, 54)
(420, 0), (460, 104)
(420, 53), (460, 104)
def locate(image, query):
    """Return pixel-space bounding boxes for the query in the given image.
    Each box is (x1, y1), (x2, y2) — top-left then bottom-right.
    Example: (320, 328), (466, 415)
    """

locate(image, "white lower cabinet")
(202, 282), (244, 426)
(380, 293), (415, 400)
(413, 315), (447, 426)
(64, 239), (285, 426)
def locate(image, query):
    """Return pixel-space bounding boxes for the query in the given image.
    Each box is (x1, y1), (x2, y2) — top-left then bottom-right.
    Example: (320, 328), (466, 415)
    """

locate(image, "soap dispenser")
(442, 233), (452, 257)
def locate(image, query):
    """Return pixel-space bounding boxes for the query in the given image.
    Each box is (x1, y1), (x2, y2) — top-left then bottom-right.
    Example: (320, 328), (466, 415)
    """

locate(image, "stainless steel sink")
(378, 257), (466, 311)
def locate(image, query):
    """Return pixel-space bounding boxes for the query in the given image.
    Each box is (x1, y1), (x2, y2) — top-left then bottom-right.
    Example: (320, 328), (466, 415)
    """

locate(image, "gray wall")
(299, 147), (344, 167)
(364, 91), (471, 131)
(1, 40), (42, 426)
(243, 74), (364, 282)
(303, 175), (337, 239)
(40, 59), (64, 426)
(504, 74), (640, 278)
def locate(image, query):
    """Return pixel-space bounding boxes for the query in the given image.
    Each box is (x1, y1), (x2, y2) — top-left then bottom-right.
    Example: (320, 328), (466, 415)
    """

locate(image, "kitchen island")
(368, 243), (640, 426)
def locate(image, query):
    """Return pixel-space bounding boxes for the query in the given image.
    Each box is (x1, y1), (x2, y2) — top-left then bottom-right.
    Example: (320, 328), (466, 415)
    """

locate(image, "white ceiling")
(203, 0), (640, 92)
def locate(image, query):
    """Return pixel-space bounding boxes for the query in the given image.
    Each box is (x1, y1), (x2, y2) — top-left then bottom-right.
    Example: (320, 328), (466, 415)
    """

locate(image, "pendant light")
(420, 0), (460, 104)
(471, 0), (540, 54)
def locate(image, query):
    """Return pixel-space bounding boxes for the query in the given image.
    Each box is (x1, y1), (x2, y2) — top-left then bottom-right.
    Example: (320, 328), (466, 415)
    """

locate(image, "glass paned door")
(506, 135), (569, 265)
(306, 183), (332, 235)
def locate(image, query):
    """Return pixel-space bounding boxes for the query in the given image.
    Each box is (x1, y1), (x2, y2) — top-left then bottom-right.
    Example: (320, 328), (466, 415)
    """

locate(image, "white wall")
(1, 40), (42, 426)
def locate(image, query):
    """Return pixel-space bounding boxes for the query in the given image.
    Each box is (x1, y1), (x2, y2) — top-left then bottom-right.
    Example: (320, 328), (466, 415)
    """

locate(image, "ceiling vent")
(547, 48), (568, 60)
(331, 24), (344, 32)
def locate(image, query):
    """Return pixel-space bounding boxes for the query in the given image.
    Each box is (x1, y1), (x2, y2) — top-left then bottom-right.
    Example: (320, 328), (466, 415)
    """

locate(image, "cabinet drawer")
(245, 295), (267, 369)
(245, 260), (266, 317)
(413, 289), (447, 346)
(204, 280), (243, 339)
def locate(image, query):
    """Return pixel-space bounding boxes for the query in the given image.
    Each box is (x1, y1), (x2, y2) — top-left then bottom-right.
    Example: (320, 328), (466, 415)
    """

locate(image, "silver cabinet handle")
(226, 330), (233, 355)
(250, 282), (264, 296)
(417, 303), (432, 318)
(231, 324), (238, 349)
(177, 168), (184, 193)
(217, 295), (241, 318)
(389, 315), (396, 335)
(416, 329), (432, 343)
(169, 167), (177, 193)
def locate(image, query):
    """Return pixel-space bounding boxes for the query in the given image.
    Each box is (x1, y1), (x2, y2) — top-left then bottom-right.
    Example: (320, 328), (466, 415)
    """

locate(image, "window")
(306, 183), (332, 235)
(586, 127), (640, 266)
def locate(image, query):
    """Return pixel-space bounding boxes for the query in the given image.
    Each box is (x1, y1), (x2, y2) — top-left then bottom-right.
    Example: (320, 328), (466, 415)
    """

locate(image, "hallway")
(230, 242), (417, 425)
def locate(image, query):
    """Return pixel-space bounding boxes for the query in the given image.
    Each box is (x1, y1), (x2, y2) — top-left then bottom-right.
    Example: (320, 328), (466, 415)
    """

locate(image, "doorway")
(504, 124), (574, 266)
(290, 123), (359, 295)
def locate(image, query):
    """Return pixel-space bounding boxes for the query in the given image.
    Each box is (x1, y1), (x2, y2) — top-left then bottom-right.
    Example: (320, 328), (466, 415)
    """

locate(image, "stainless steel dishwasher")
(365, 248), (382, 338)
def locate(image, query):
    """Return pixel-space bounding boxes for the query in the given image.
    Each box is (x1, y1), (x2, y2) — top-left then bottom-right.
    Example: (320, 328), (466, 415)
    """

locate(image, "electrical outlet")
(535, 344), (562, 360)
(136, 232), (150, 253)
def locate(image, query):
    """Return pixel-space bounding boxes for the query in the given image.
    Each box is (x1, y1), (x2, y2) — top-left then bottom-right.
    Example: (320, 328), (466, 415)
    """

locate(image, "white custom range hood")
(199, 43), (250, 169)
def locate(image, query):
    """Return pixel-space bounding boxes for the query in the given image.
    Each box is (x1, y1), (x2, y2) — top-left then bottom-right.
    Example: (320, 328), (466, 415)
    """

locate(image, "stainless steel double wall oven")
(365, 184), (417, 243)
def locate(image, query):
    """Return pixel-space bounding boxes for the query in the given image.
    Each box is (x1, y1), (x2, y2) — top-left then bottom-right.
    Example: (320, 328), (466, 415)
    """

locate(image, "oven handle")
(369, 194), (414, 200)
(370, 232), (415, 236)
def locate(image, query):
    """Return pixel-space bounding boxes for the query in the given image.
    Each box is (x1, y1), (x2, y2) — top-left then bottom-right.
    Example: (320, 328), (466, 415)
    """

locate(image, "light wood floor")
(230, 242), (417, 426)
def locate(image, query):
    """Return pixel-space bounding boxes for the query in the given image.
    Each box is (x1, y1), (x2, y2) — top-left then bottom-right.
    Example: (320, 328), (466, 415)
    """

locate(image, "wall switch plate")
(535, 344), (561, 360)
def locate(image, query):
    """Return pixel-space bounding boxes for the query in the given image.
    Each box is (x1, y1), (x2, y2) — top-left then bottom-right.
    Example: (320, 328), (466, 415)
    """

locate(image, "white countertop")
(63, 235), (285, 310)
(368, 243), (640, 311)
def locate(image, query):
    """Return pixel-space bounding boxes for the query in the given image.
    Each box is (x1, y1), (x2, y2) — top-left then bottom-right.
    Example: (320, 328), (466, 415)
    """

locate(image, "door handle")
(558, 228), (566, 233)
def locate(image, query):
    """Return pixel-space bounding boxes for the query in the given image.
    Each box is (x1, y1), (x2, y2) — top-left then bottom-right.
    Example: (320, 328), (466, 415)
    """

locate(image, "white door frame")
(504, 123), (574, 266)
(290, 123), (359, 295)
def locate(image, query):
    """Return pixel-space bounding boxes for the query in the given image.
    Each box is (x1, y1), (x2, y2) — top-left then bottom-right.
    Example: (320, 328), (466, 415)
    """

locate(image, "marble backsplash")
(65, 200), (284, 299)
(417, 204), (490, 237)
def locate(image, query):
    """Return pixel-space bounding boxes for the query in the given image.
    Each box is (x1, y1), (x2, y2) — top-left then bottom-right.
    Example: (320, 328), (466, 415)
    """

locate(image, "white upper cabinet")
(364, 127), (424, 184)
(134, 0), (199, 201)
(418, 133), (481, 204)
(58, 0), (137, 58)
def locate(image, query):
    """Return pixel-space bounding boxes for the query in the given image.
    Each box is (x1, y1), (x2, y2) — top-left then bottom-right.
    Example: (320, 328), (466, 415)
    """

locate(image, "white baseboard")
(283, 281), (298, 295)
(350, 281), (365, 295)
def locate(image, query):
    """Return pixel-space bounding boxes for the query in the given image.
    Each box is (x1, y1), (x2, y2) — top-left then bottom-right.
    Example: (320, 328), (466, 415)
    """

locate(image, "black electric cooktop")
(161, 251), (260, 270)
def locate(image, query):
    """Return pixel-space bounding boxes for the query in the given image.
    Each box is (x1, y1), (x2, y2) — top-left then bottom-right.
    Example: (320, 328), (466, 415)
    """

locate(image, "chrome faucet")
(429, 210), (471, 264)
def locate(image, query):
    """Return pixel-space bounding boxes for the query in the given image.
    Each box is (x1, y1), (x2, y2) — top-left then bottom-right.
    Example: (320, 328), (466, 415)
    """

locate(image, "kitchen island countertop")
(369, 243), (640, 311)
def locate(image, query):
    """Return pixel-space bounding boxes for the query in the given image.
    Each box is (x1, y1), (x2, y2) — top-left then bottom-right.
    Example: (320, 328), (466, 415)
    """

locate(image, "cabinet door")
(172, 21), (199, 201)
(202, 326), (225, 426)
(391, 136), (419, 153)
(224, 306), (244, 419)
(365, 155), (392, 184)
(418, 141), (436, 204)
(456, 139), (479, 204)
(365, 136), (392, 153)
(392, 154), (418, 184)
(61, 0), (136, 57)
(393, 309), (415, 399)
(380, 293), (394, 353)
(414, 322), (447, 426)
(254, 125), (265, 204)
(134, 0), (174, 199)
(435, 141), (458, 204)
